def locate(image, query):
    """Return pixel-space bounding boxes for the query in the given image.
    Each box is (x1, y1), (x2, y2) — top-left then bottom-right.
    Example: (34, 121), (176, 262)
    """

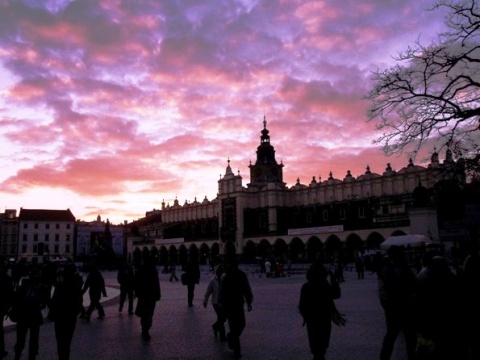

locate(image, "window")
(339, 208), (346, 220)
(382, 205), (389, 215)
(46, 223), (50, 229)
(23, 234), (27, 242)
(66, 224), (71, 229)
(65, 245), (70, 253)
(66, 234), (70, 242)
(259, 213), (266, 228)
(212, 222), (217, 232)
(34, 223), (38, 229)
(21, 245), (27, 253)
(306, 212), (312, 224)
(33, 245), (38, 253)
(55, 234), (60, 242)
(322, 210), (329, 221)
(33, 234), (38, 242)
(56, 224), (60, 229)
(358, 207), (365, 218)
(201, 224), (206, 234)
(54, 245), (59, 253)
(45, 234), (49, 242)
(23, 223), (28, 229)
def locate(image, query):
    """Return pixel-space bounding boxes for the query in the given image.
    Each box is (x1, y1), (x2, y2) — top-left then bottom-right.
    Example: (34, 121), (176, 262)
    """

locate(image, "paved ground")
(3, 265), (409, 360)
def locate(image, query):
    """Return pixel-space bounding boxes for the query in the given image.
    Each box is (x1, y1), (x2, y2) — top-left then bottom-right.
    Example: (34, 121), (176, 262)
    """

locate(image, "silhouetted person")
(117, 263), (135, 314)
(0, 259), (13, 359)
(82, 265), (107, 321)
(333, 258), (344, 282)
(355, 257), (365, 279)
(184, 256), (200, 307)
(134, 255), (161, 341)
(12, 266), (50, 360)
(48, 264), (84, 360)
(169, 262), (178, 282)
(219, 257), (253, 359)
(416, 256), (465, 360)
(378, 246), (417, 360)
(458, 253), (480, 359)
(203, 264), (226, 341)
(299, 261), (342, 360)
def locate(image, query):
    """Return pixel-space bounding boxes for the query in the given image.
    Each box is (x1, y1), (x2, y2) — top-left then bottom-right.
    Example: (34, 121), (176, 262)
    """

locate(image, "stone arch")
(289, 237), (305, 263)
(243, 240), (257, 263)
(178, 245), (188, 266)
(210, 243), (220, 264)
(325, 235), (342, 262)
(188, 244), (199, 261)
(159, 246), (168, 265)
(258, 239), (272, 259)
(366, 232), (385, 249)
(391, 229), (407, 236)
(224, 241), (237, 257)
(168, 245), (178, 265)
(199, 243), (210, 265)
(306, 237), (323, 263)
(345, 233), (364, 262)
(150, 246), (159, 264)
(273, 238), (288, 261)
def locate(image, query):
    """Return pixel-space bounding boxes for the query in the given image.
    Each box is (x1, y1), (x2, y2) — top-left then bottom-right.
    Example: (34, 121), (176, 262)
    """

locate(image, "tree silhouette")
(367, 0), (480, 176)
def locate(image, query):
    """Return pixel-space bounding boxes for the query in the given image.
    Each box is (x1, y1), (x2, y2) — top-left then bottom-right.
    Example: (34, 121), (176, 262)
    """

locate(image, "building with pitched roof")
(18, 208), (75, 263)
(126, 118), (470, 265)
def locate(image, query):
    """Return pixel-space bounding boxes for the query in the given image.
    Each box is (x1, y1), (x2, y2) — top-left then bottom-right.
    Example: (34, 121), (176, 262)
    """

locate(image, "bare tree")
(367, 0), (480, 175)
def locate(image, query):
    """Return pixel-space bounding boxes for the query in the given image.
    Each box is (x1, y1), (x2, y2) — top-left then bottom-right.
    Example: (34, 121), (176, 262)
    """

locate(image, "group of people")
(2, 247), (479, 360)
(378, 245), (480, 360)
(203, 257), (254, 359)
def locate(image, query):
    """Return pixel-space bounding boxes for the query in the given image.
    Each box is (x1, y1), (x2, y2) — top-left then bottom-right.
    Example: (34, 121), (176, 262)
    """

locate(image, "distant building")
(76, 215), (124, 257)
(18, 208), (75, 263)
(126, 117), (472, 265)
(0, 209), (19, 260)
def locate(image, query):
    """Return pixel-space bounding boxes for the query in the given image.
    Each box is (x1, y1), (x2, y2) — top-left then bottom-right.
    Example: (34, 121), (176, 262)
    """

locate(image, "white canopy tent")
(380, 234), (432, 249)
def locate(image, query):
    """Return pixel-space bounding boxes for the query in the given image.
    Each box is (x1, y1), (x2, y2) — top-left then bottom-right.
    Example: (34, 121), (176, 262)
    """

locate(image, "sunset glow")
(0, 0), (449, 224)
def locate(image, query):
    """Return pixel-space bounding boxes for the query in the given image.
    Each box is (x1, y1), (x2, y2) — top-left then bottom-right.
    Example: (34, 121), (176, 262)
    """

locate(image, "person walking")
(458, 252), (480, 360)
(12, 266), (50, 360)
(355, 257), (365, 279)
(134, 254), (161, 341)
(82, 265), (107, 321)
(219, 257), (253, 359)
(48, 264), (84, 360)
(117, 263), (135, 315)
(416, 255), (465, 360)
(169, 262), (178, 282)
(184, 256), (200, 307)
(299, 261), (344, 360)
(203, 264), (226, 341)
(0, 259), (13, 359)
(378, 246), (418, 360)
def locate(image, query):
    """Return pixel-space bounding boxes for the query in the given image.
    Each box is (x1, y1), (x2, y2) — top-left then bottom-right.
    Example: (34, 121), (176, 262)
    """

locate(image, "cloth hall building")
(126, 118), (469, 266)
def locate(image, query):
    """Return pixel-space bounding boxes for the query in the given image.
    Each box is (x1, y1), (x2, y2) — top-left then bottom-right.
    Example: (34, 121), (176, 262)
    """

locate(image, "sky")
(0, 0), (450, 224)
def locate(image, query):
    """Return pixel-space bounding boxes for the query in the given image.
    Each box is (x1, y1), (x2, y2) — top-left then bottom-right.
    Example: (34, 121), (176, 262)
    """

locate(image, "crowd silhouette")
(1, 244), (479, 360)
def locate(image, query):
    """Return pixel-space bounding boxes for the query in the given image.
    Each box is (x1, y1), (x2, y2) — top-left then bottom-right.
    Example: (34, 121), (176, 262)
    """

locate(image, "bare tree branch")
(366, 0), (480, 176)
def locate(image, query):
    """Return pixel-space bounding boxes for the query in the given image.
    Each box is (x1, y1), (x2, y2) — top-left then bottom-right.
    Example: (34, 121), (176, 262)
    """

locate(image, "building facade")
(18, 208), (76, 263)
(126, 118), (468, 264)
(0, 209), (19, 260)
(76, 215), (124, 258)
